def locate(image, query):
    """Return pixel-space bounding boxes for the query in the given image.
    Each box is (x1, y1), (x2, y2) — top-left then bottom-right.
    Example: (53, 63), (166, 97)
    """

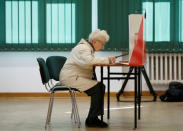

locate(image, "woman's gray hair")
(88, 29), (109, 43)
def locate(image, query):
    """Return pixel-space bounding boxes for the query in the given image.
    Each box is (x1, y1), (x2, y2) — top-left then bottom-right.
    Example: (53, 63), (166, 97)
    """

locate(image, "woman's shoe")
(85, 117), (108, 128)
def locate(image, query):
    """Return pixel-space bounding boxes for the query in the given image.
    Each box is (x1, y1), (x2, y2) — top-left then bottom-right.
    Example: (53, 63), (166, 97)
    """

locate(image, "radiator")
(146, 53), (183, 85)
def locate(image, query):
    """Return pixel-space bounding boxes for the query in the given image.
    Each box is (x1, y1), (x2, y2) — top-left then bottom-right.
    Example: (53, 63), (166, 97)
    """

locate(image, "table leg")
(101, 67), (104, 121)
(138, 67), (141, 120)
(107, 67), (110, 119)
(134, 67), (137, 129)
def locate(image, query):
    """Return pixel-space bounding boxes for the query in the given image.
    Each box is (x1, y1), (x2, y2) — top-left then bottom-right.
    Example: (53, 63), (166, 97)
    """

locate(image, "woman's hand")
(109, 57), (116, 64)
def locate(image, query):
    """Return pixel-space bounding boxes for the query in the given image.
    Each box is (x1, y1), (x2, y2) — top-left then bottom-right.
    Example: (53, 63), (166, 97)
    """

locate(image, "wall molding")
(0, 91), (165, 97)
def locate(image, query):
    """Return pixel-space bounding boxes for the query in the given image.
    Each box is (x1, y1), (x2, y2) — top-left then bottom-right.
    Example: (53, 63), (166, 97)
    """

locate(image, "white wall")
(0, 51), (126, 92)
(0, 51), (166, 92)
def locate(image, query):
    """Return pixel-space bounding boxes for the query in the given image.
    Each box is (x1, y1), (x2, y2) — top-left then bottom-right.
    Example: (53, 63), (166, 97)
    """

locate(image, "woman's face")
(92, 40), (105, 51)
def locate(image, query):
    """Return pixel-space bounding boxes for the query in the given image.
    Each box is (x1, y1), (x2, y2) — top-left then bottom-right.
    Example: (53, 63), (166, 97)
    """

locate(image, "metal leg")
(116, 67), (134, 101)
(45, 91), (55, 128)
(73, 91), (81, 128)
(107, 66), (110, 119)
(70, 90), (77, 123)
(69, 90), (74, 120)
(134, 67), (137, 129)
(100, 67), (104, 121)
(45, 88), (81, 128)
(101, 88), (104, 122)
(141, 66), (157, 101)
(117, 66), (156, 102)
(138, 67), (141, 120)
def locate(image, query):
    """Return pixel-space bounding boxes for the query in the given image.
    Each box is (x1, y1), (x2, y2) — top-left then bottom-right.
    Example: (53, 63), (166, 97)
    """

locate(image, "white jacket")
(59, 39), (109, 91)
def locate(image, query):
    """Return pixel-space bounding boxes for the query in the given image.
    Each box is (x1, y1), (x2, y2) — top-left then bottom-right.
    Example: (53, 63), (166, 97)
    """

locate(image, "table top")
(94, 61), (130, 67)
(94, 61), (144, 67)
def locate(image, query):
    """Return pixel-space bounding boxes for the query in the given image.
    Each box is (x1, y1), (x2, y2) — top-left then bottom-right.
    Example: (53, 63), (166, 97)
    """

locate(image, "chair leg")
(72, 91), (81, 128)
(69, 90), (75, 120)
(45, 92), (55, 128)
(70, 90), (77, 124)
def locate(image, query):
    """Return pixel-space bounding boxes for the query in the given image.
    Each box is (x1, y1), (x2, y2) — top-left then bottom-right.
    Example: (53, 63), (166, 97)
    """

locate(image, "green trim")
(146, 42), (183, 53)
(0, 44), (75, 51)
(5, 0), (38, 1)
(46, 0), (73, 3)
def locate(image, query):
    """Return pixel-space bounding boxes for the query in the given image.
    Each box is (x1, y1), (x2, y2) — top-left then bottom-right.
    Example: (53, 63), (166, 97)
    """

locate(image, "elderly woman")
(59, 29), (116, 128)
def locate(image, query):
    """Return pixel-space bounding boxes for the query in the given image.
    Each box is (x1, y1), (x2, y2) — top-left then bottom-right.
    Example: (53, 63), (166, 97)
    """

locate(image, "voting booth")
(128, 14), (146, 66)
(116, 14), (157, 129)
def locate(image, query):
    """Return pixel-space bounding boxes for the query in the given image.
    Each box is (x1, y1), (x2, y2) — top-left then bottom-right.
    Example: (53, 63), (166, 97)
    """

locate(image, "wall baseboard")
(0, 91), (165, 97)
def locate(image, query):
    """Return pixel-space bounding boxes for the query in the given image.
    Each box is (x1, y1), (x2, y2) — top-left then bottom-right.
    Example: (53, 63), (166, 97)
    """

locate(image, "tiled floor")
(0, 97), (183, 131)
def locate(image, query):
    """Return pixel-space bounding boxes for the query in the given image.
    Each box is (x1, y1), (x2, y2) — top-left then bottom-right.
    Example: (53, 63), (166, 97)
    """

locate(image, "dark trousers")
(84, 82), (105, 119)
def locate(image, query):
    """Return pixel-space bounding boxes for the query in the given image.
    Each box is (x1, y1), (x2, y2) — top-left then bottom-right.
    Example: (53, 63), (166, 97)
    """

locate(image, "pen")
(115, 53), (128, 58)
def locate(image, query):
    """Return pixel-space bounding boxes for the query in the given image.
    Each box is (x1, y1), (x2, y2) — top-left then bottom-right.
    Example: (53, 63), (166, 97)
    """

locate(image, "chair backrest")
(46, 56), (67, 81)
(37, 58), (50, 84)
